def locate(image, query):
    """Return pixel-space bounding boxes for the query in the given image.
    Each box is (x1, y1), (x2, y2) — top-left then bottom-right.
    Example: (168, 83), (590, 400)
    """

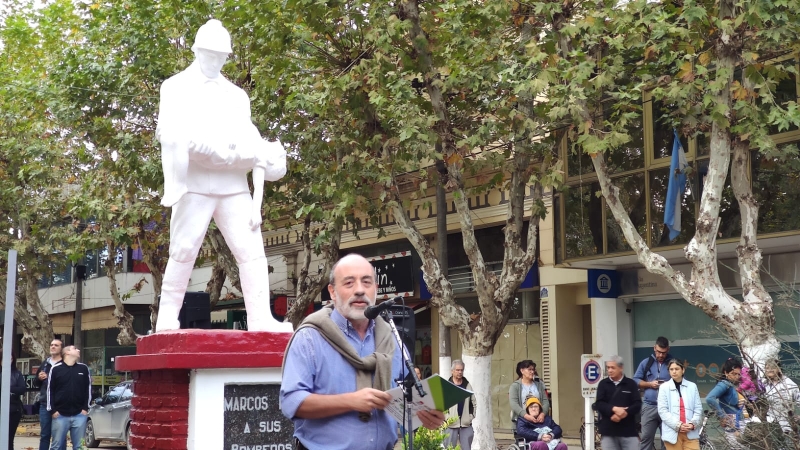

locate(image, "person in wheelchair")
(516, 397), (567, 450)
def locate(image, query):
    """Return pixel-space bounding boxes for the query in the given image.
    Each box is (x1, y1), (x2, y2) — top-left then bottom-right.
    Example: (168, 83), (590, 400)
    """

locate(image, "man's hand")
(38, 371), (47, 381)
(610, 414), (622, 422)
(417, 409), (446, 430)
(81, 410), (88, 416)
(541, 434), (552, 443)
(52, 412), (60, 419)
(349, 388), (391, 413)
(679, 423), (693, 433)
(650, 380), (660, 389)
(611, 406), (628, 419)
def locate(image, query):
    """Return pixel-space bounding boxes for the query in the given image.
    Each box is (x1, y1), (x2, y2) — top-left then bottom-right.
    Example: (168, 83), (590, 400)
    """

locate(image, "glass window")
(605, 112), (645, 173)
(85, 330), (105, 347)
(651, 100), (689, 160)
(753, 143), (800, 234)
(564, 182), (603, 258)
(84, 250), (99, 278)
(456, 290), (539, 321)
(120, 384), (133, 402)
(554, 196), (563, 264)
(649, 167), (696, 246)
(697, 133), (710, 157)
(606, 173), (647, 253)
(567, 142), (595, 177)
(762, 67), (798, 135)
(633, 298), (726, 343)
(568, 108), (645, 176)
(103, 383), (126, 404)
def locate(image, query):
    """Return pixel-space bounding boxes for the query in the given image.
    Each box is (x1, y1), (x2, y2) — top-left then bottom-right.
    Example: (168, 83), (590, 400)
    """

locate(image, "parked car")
(85, 380), (133, 449)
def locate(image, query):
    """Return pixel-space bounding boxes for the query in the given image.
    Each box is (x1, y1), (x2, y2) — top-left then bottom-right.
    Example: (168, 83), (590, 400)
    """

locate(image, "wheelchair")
(504, 420), (535, 450)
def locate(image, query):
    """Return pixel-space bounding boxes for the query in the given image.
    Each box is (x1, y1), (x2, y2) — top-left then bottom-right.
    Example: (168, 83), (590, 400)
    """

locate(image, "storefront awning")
(50, 306), (120, 334)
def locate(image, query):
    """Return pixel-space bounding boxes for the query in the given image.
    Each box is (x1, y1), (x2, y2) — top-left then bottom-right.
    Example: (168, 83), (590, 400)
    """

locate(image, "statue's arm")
(157, 80), (189, 207)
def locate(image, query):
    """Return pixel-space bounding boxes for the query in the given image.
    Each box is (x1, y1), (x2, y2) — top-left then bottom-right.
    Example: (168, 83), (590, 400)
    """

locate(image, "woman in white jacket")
(657, 359), (703, 450)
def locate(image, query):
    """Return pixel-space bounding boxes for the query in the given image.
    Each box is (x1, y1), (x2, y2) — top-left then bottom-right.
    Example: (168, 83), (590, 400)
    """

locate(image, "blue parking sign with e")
(584, 361), (601, 383)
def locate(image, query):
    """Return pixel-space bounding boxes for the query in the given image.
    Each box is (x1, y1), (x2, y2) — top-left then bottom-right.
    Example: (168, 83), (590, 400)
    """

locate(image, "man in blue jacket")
(633, 336), (672, 450)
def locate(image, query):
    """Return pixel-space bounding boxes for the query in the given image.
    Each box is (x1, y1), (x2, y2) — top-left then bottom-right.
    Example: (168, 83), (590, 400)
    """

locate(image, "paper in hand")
(385, 373), (473, 430)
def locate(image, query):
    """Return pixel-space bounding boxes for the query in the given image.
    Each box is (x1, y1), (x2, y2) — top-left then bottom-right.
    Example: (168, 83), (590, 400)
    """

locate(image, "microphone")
(364, 297), (400, 320)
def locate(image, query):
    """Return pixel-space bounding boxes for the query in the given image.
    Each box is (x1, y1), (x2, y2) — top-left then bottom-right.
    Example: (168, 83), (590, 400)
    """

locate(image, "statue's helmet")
(192, 19), (232, 53)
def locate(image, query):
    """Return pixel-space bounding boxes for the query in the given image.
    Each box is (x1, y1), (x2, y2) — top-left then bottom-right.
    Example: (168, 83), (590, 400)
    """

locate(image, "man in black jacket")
(33, 338), (63, 450)
(593, 355), (642, 450)
(47, 345), (91, 450)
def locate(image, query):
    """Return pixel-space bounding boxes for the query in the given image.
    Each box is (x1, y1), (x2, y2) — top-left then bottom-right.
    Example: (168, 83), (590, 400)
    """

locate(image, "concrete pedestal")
(116, 330), (291, 450)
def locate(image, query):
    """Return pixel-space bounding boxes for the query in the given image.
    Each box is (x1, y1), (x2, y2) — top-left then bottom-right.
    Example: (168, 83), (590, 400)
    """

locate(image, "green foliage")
(402, 417), (458, 450)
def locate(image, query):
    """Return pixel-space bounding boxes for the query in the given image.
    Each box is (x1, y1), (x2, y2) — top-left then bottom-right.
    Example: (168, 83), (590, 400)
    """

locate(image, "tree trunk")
(0, 273), (54, 358)
(392, 0), (544, 439)
(207, 226), (242, 294)
(586, 0), (780, 370)
(104, 248), (138, 346)
(285, 217), (342, 328)
(141, 244), (163, 332)
(205, 259), (227, 308)
(462, 354), (493, 450)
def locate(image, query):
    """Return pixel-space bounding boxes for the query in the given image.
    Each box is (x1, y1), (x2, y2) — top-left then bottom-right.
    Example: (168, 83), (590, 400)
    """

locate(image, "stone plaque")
(224, 384), (294, 450)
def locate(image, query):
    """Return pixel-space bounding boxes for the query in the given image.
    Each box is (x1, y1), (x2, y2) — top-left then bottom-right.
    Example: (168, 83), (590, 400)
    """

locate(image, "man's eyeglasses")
(654, 349), (668, 355)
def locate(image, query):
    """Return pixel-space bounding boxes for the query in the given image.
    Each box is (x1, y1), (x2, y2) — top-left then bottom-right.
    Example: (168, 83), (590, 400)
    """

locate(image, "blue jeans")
(50, 413), (88, 450)
(39, 403), (52, 450)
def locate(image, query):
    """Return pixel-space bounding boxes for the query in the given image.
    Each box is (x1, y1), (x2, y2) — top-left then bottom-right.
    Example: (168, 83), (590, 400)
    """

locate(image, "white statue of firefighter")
(155, 19), (292, 333)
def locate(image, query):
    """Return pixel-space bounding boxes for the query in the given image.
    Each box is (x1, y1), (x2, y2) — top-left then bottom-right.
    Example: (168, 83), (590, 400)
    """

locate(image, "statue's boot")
(155, 258), (195, 332)
(240, 257), (293, 333)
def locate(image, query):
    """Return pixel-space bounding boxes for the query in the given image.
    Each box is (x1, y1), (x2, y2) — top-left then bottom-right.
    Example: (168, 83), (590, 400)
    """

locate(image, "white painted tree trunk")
(439, 356), (452, 381)
(564, 0), (782, 376)
(462, 354), (493, 450)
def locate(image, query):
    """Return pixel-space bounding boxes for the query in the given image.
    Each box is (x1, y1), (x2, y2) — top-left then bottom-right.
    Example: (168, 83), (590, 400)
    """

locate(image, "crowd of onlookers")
(507, 336), (800, 450)
(1, 338), (92, 450)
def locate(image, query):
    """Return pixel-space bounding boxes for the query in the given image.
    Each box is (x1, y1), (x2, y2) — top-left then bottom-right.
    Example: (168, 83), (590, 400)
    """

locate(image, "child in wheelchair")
(515, 397), (568, 450)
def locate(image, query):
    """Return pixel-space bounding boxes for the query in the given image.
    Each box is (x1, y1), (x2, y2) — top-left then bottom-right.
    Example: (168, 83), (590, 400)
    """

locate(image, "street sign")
(581, 354), (603, 398)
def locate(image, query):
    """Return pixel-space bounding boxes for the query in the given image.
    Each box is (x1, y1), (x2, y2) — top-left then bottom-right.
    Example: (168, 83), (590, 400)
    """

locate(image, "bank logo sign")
(588, 269), (619, 298)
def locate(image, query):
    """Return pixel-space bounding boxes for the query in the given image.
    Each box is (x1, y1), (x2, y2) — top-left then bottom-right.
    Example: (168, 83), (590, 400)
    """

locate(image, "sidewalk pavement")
(19, 420), (583, 449)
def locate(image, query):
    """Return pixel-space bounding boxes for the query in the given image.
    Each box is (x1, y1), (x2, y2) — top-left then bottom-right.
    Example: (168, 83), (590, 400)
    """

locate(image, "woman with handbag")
(657, 359), (702, 450)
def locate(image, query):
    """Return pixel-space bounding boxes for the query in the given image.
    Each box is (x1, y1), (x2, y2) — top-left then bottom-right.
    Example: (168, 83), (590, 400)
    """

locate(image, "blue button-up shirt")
(280, 309), (403, 450)
(633, 354), (673, 405)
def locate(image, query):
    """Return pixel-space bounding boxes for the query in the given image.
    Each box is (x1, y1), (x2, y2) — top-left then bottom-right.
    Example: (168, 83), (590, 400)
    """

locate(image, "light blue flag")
(664, 129), (688, 241)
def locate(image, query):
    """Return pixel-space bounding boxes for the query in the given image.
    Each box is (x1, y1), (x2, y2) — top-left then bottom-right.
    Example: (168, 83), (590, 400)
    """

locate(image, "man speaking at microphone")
(280, 254), (445, 450)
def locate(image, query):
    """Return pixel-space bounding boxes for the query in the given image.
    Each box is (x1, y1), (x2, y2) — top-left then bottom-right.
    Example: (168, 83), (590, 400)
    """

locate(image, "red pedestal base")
(116, 330), (290, 450)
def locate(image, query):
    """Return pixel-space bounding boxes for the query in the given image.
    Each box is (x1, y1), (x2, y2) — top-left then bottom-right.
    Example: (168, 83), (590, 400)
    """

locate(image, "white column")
(591, 297), (619, 358)
(616, 299), (634, 374)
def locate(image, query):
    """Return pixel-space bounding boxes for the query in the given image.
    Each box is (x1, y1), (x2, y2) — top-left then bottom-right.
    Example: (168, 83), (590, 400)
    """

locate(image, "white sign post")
(581, 354), (603, 450)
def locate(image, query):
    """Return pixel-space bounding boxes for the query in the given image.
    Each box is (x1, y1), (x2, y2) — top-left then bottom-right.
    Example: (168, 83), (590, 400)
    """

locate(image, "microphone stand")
(379, 309), (426, 450)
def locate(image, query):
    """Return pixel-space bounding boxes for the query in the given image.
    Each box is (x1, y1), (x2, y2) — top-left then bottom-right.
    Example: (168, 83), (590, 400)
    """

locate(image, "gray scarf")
(283, 304), (396, 392)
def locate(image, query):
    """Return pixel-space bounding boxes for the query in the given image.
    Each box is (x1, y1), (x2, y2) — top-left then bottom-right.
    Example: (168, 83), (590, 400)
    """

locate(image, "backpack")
(643, 356), (656, 380)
